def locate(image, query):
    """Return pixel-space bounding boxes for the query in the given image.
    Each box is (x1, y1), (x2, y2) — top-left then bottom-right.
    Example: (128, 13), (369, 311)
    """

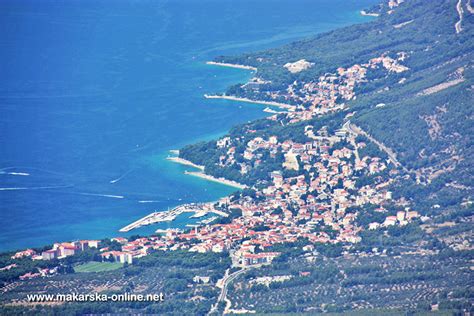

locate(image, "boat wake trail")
(0, 166), (70, 177)
(0, 172), (30, 176)
(0, 185), (72, 191)
(110, 169), (134, 184)
(0, 185), (125, 199)
(76, 192), (125, 199)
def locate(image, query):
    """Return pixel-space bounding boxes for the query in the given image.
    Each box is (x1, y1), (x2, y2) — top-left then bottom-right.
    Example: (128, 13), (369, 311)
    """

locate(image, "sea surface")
(0, 0), (377, 251)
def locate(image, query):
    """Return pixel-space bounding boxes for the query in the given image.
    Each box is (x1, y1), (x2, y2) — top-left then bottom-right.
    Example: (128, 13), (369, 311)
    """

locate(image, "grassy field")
(74, 261), (123, 273)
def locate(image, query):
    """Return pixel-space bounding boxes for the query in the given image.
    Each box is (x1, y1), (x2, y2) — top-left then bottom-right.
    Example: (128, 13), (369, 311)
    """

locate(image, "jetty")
(119, 210), (175, 232)
(200, 216), (218, 225)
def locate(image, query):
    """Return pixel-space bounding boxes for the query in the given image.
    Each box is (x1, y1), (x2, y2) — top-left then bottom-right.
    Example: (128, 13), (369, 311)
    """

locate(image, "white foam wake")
(0, 185), (70, 191)
(7, 172), (30, 176)
(77, 192), (125, 199)
(110, 169), (133, 184)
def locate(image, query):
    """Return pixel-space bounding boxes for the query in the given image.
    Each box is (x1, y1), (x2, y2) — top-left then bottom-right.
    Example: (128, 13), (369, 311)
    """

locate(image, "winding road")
(209, 268), (247, 315)
(455, 0), (464, 34)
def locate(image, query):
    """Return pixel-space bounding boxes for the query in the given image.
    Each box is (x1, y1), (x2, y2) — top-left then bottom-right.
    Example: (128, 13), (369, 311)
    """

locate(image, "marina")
(119, 203), (228, 232)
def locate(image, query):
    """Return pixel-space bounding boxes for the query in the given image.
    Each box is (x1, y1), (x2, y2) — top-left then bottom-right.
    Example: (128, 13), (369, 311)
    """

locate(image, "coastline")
(263, 107), (287, 114)
(166, 151), (246, 189)
(1, 1), (383, 253)
(184, 171), (247, 190)
(204, 94), (296, 111)
(206, 61), (257, 71)
(360, 10), (379, 17)
(166, 155), (205, 171)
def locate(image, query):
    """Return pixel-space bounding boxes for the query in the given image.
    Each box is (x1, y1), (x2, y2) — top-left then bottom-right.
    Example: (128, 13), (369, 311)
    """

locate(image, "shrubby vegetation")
(2, 0), (473, 314)
(0, 250), (228, 315)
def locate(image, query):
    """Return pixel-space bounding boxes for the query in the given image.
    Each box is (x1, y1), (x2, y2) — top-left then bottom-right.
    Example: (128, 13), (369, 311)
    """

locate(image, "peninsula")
(205, 61), (257, 71)
(204, 94), (296, 111)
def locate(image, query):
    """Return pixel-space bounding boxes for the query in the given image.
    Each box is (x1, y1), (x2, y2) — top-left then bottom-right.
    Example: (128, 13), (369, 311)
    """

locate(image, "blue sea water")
(0, 0), (377, 251)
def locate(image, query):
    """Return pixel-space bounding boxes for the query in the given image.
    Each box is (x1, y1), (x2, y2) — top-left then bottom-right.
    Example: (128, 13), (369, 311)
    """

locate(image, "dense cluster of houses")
(6, 51), (415, 278)
(142, 52), (414, 262)
(247, 52), (410, 125)
(183, 125), (396, 259)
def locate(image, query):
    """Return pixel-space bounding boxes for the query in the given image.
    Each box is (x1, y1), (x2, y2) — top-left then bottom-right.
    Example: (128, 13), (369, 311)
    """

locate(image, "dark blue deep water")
(0, 0), (376, 251)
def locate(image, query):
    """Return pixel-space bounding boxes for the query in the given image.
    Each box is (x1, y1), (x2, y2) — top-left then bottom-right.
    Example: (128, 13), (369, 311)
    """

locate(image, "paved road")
(455, 0), (464, 34)
(219, 268), (246, 302)
(209, 268), (247, 315)
(346, 122), (409, 173)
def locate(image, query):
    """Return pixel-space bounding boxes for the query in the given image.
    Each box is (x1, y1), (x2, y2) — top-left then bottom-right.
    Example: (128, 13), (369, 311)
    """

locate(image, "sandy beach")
(184, 171), (247, 189)
(263, 107), (287, 114)
(360, 10), (379, 17)
(166, 156), (205, 171)
(167, 151), (245, 189)
(206, 61), (257, 71)
(204, 94), (296, 111)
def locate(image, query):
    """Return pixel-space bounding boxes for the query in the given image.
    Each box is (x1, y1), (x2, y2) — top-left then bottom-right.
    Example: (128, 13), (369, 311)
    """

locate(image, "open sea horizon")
(0, 0), (377, 252)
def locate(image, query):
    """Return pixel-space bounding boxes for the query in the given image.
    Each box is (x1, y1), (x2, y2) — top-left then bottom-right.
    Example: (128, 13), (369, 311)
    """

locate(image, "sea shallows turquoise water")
(0, 0), (377, 251)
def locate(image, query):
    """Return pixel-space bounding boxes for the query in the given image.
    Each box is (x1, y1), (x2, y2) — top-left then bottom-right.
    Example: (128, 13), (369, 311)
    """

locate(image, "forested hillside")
(190, 0), (474, 216)
(3, 0), (472, 314)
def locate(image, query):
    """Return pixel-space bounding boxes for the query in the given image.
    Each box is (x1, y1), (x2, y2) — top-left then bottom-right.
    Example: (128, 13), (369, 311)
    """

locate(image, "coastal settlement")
(9, 47), (424, 280)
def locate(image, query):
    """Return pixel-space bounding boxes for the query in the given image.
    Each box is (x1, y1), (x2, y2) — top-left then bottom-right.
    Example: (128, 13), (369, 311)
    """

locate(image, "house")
(243, 150), (254, 160)
(406, 211), (419, 220)
(76, 240), (100, 251)
(383, 216), (397, 227)
(368, 222), (381, 230)
(193, 276), (210, 284)
(302, 245), (314, 252)
(283, 152), (299, 170)
(101, 251), (133, 264)
(242, 252), (280, 267)
(396, 211), (406, 221)
(54, 242), (77, 258)
(217, 137), (231, 148)
(86, 240), (100, 248)
(42, 249), (57, 260)
(111, 237), (128, 244)
(269, 136), (278, 144)
(190, 242), (212, 253)
(212, 243), (225, 253)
